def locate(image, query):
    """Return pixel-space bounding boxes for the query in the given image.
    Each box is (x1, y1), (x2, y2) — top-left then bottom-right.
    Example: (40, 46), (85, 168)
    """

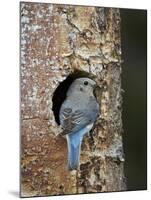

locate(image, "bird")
(59, 77), (100, 170)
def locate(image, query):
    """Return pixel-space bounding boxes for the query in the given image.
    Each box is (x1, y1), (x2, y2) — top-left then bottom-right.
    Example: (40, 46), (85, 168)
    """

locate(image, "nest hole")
(52, 70), (92, 125)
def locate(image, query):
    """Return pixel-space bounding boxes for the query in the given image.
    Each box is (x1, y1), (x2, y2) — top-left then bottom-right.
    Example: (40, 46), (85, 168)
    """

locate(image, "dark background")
(120, 9), (147, 190)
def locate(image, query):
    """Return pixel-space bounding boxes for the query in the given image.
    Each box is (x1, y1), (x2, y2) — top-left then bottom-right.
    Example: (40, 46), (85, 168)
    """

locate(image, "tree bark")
(20, 2), (126, 197)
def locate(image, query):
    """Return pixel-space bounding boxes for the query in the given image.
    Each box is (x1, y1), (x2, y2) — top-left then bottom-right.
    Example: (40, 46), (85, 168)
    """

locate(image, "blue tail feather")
(66, 132), (83, 170)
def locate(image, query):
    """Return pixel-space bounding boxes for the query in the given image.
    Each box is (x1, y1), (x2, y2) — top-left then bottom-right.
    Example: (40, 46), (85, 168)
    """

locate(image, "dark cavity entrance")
(52, 70), (91, 125)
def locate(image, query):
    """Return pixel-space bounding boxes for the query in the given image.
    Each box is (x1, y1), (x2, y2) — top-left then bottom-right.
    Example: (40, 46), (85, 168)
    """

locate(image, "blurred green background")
(120, 9), (147, 190)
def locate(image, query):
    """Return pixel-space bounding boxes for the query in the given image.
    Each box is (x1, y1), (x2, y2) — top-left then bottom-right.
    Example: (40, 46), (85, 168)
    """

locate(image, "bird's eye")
(84, 81), (88, 86)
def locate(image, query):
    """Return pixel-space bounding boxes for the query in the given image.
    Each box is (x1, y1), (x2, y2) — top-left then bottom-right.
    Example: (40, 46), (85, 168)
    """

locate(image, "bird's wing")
(60, 107), (91, 135)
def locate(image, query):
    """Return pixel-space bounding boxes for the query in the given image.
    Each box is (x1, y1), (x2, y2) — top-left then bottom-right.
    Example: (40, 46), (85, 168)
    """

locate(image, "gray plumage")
(59, 77), (100, 170)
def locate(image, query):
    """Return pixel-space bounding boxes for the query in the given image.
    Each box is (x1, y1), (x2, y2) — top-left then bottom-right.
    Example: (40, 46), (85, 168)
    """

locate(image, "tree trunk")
(20, 2), (126, 197)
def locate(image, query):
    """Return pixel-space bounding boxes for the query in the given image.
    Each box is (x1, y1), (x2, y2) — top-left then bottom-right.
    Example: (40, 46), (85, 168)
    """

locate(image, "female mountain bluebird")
(59, 77), (100, 170)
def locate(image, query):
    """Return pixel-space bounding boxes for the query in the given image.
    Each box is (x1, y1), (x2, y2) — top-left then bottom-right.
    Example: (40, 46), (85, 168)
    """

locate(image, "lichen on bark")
(20, 2), (126, 197)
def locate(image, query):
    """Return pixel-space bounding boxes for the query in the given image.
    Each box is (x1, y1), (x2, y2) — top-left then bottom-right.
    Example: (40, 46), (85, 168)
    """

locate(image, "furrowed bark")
(20, 2), (126, 197)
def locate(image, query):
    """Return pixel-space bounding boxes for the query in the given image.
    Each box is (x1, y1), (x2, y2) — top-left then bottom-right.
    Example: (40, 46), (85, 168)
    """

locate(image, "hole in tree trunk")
(52, 70), (92, 125)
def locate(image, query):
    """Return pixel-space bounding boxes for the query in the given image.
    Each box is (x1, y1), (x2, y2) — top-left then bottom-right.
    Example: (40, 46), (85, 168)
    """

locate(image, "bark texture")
(20, 2), (126, 197)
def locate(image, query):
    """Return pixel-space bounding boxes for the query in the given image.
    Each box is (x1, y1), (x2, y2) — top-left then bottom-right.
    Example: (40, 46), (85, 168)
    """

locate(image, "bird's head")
(67, 77), (98, 96)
